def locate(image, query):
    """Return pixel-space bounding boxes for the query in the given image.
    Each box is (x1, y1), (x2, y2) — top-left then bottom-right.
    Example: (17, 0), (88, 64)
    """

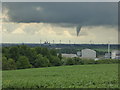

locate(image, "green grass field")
(2, 64), (118, 88)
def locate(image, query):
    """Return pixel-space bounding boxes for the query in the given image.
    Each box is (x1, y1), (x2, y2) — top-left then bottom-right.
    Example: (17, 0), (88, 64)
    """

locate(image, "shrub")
(82, 58), (95, 64)
(74, 57), (84, 65)
(65, 58), (75, 65)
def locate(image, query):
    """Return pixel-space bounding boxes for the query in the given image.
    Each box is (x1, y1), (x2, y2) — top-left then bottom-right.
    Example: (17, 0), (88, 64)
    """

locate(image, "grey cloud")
(2, 2), (118, 26)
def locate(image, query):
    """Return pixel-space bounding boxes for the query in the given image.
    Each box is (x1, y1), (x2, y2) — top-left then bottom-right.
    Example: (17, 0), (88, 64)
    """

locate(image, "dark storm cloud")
(2, 2), (118, 26)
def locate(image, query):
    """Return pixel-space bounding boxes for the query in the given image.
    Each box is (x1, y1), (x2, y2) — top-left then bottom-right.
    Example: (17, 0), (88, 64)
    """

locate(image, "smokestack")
(108, 41), (110, 54)
(53, 40), (54, 44)
(108, 41), (110, 58)
(40, 40), (41, 44)
(69, 40), (71, 44)
(60, 40), (61, 44)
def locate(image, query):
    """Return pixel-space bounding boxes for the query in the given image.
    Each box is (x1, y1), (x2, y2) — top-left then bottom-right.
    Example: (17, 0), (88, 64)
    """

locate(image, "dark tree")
(34, 54), (50, 67)
(16, 56), (32, 69)
(50, 49), (57, 56)
(58, 53), (62, 60)
(2, 56), (9, 70)
(49, 55), (62, 66)
(7, 58), (16, 70)
(8, 46), (19, 61)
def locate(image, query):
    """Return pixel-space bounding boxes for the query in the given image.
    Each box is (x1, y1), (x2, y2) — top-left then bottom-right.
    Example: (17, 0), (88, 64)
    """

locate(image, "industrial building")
(61, 54), (78, 58)
(81, 49), (96, 59)
(76, 51), (81, 57)
(60, 48), (120, 60)
(104, 53), (111, 59)
(111, 50), (120, 59)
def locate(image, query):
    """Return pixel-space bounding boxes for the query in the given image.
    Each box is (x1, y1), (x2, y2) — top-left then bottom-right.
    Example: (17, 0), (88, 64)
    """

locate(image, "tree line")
(2, 45), (118, 70)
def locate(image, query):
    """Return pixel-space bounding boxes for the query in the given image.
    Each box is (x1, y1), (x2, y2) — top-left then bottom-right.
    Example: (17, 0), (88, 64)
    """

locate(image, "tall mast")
(108, 41), (110, 58)
(60, 40), (61, 44)
(53, 40), (54, 44)
(108, 41), (110, 54)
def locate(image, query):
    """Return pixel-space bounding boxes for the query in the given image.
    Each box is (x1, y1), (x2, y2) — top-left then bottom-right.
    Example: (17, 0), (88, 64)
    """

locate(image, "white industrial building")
(76, 51), (81, 57)
(111, 50), (120, 59)
(81, 49), (96, 59)
(104, 53), (111, 59)
(62, 54), (78, 58)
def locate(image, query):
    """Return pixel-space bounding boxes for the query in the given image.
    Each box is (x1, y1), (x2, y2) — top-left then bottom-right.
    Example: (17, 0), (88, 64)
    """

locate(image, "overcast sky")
(1, 2), (118, 44)
(1, 0), (119, 2)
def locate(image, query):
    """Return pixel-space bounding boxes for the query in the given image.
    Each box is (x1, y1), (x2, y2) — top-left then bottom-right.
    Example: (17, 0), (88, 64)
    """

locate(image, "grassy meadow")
(2, 64), (118, 88)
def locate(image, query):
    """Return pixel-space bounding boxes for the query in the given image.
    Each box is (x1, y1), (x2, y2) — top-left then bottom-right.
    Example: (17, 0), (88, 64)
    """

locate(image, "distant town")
(2, 42), (120, 60)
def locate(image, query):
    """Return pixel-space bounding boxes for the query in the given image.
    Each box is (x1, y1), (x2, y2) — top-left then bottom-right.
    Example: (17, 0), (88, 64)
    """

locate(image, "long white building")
(62, 54), (78, 58)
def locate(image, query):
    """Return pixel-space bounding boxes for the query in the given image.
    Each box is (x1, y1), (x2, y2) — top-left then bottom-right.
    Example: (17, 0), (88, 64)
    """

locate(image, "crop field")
(2, 64), (118, 88)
